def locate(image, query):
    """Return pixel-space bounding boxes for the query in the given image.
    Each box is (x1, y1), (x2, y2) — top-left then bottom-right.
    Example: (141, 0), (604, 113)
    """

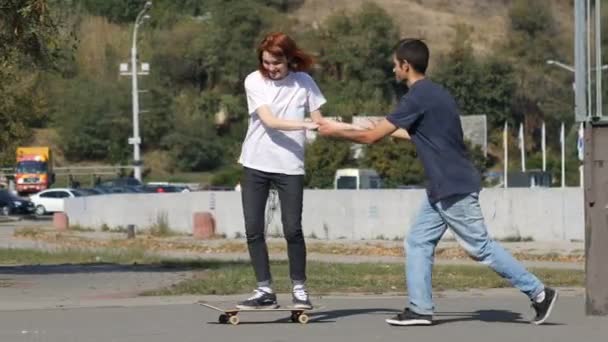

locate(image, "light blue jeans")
(406, 192), (544, 315)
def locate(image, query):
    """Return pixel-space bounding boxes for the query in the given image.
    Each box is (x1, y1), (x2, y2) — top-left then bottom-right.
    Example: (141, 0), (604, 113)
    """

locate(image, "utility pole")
(575, 0), (587, 122)
(576, 0), (608, 316)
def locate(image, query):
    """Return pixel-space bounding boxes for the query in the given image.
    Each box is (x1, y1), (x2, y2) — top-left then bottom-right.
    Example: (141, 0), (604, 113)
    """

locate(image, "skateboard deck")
(198, 301), (322, 325)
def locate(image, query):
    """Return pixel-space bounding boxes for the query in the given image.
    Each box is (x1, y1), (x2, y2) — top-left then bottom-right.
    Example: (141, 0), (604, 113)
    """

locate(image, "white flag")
(541, 122), (546, 172)
(518, 123), (525, 172)
(503, 121), (508, 188)
(518, 123), (524, 149)
(560, 122), (565, 187)
(577, 122), (584, 161)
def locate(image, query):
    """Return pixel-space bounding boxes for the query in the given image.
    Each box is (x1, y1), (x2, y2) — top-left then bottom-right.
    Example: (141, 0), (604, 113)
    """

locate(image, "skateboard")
(199, 302), (320, 325)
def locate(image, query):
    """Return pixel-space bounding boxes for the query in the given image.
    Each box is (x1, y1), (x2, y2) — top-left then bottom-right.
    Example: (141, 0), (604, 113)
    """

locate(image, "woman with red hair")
(236, 32), (325, 310)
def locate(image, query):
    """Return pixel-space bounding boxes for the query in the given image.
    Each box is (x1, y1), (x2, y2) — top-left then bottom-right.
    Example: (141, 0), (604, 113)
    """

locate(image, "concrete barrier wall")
(64, 188), (584, 242)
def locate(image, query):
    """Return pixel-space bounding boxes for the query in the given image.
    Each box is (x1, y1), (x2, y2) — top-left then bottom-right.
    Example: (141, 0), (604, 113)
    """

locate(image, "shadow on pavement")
(433, 309), (564, 325)
(205, 308), (401, 325)
(310, 307), (401, 322)
(0, 260), (250, 275)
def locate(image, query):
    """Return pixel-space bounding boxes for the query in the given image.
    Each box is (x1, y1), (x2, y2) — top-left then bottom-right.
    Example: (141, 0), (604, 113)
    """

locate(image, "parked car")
(0, 189), (35, 216)
(201, 185), (233, 191)
(122, 185), (146, 193)
(98, 177), (142, 188)
(78, 188), (106, 196)
(94, 185), (144, 194)
(29, 188), (84, 215)
(143, 184), (184, 193)
(334, 168), (382, 190)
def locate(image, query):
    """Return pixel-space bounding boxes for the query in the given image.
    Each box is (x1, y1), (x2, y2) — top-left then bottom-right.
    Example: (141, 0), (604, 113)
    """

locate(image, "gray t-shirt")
(238, 70), (326, 175)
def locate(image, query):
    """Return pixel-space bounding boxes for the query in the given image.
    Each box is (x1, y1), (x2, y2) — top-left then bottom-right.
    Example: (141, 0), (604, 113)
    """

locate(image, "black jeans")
(241, 167), (306, 287)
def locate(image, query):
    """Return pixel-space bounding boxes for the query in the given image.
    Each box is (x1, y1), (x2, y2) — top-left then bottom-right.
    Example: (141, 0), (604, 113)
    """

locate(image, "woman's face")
(262, 51), (289, 80)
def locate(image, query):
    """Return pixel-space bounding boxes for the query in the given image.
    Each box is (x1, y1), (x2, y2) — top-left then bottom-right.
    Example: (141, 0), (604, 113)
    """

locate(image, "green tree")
(210, 164), (242, 187)
(160, 90), (227, 172)
(49, 77), (132, 163)
(0, 0), (70, 164)
(305, 137), (354, 188)
(310, 3), (400, 117)
(140, 86), (175, 151)
(163, 133), (224, 171)
(433, 24), (517, 128)
(502, 0), (572, 142)
(253, 0), (305, 12)
(359, 139), (424, 188)
(79, 0), (147, 24)
(464, 140), (492, 177)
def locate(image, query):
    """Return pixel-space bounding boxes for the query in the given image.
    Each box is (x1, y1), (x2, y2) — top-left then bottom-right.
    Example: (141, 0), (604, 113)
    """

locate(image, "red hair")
(257, 32), (313, 78)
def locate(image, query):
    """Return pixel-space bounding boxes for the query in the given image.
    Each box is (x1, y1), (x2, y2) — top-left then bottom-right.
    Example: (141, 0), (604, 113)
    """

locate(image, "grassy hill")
(290, 0), (572, 57)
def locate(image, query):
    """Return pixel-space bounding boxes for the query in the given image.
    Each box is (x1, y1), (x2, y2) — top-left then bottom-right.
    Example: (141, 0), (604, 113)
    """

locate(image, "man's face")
(262, 51), (289, 80)
(392, 55), (408, 83)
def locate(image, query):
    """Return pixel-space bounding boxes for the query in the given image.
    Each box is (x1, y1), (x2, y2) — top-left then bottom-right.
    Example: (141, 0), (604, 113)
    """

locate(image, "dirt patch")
(13, 228), (585, 263)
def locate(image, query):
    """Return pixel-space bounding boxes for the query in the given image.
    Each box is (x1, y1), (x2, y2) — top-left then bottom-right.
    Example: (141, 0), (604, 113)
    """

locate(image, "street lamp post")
(547, 59), (608, 72)
(547, 59), (608, 73)
(122, 1), (152, 182)
(546, 59), (607, 107)
(546, 60), (575, 72)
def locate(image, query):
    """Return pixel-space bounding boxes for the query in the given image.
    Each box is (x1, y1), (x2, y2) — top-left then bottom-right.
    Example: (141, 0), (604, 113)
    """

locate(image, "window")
(71, 191), (84, 197)
(16, 161), (47, 174)
(336, 176), (357, 189)
(56, 191), (71, 198)
(369, 176), (382, 189)
(39, 191), (58, 198)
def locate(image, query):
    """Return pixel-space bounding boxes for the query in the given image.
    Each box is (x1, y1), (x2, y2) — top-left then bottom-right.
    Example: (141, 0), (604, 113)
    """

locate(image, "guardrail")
(54, 165), (133, 176)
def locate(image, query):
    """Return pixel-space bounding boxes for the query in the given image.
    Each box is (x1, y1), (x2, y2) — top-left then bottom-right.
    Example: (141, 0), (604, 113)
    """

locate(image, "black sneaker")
(531, 287), (558, 325)
(236, 289), (278, 309)
(386, 308), (433, 326)
(292, 285), (313, 309)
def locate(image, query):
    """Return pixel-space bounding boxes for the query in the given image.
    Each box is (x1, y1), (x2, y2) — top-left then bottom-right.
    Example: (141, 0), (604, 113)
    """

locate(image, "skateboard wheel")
(290, 312), (299, 323)
(218, 314), (228, 324)
(229, 315), (240, 325)
(298, 314), (309, 324)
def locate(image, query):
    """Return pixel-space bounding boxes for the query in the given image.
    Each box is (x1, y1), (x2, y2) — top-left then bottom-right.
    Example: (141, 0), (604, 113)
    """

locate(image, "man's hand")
(318, 120), (343, 136)
(317, 118), (401, 144)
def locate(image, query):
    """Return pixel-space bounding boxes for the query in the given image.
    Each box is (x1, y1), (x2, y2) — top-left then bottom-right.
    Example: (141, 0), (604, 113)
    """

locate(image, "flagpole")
(519, 123), (526, 172)
(578, 122), (584, 187)
(561, 122), (566, 188)
(542, 122), (546, 171)
(503, 122), (508, 188)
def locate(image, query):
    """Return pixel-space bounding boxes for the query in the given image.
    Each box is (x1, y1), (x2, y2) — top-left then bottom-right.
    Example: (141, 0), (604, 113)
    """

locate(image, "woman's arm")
(310, 111), (369, 131)
(256, 105), (318, 131)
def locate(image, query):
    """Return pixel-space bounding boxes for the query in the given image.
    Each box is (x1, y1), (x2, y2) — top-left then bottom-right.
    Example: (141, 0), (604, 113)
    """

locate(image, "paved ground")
(0, 218), (606, 341)
(0, 291), (606, 342)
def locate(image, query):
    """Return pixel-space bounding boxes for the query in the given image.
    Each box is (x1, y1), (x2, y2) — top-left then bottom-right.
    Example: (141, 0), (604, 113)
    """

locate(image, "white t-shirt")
(238, 70), (326, 175)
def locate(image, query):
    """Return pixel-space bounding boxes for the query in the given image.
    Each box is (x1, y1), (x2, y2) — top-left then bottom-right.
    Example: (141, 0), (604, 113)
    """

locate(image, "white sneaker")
(292, 284), (313, 309)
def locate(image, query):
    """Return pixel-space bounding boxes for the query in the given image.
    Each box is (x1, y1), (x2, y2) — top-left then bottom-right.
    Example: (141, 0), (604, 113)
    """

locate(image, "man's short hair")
(393, 39), (429, 74)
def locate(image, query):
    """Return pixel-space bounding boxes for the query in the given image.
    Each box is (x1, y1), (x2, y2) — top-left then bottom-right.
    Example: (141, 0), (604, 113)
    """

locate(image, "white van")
(334, 168), (382, 189)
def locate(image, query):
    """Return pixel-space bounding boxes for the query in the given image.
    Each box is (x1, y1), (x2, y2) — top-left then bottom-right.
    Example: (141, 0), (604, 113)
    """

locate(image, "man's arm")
(365, 118), (411, 140)
(257, 105), (318, 131)
(318, 118), (404, 144)
(311, 112), (373, 131)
